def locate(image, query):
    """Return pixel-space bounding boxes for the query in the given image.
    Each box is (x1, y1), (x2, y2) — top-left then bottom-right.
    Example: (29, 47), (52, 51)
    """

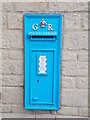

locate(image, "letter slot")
(28, 34), (57, 41)
(24, 14), (62, 110)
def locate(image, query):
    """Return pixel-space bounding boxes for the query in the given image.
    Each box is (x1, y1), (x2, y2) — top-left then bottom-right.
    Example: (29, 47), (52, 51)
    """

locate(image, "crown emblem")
(39, 18), (47, 28)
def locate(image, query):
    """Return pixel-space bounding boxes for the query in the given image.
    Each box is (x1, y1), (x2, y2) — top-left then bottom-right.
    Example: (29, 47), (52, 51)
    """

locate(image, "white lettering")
(48, 24), (53, 31)
(32, 24), (38, 31)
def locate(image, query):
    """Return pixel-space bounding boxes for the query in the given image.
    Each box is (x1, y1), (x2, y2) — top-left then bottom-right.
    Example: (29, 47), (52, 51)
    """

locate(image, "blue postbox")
(24, 14), (62, 110)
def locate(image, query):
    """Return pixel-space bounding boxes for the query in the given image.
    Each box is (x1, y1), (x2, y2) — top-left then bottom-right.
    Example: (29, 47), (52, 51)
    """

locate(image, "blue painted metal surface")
(24, 14), (62, 110)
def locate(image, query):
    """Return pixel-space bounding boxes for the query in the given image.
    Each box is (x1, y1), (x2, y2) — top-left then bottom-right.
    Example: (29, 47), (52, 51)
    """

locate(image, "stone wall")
(1, 2), (88, 118)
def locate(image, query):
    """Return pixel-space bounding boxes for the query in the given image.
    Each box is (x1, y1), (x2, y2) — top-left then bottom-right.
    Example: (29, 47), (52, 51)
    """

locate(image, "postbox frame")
(24, 14), (62, 110)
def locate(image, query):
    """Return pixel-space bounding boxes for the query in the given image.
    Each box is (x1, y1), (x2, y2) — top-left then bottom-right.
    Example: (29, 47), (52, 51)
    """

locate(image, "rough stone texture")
(2, 60), (23, 75)
(78, 107), (88, 117)
(0, 104), (2, 113)
(62, 50), (77, 61)
(62, 89), (88, 107)
(62, 62), (88, 77)
(1, 1), (88, 118)
(2, 2), (14, 12)
(2, 30), (23, 49)
(2, 12), (7, 30)
(2, 87), (23, 104)
(7, 13), (23, 29)
(0, 87), (2, 104)
(2, 75), (23, 86)
(2, 49), (23, 60)
(2, 104), (35, 114)
(14, 2), (48, 12)
(62, 77), (76, 89)
(47, 2), (88, 12)
(2, 104), (11, 113)
(64, 13), (81, 30)
(81, 13), (88, 30)
(0, 50), (2, 59)
(0, 61), (2, 75)
(57, 107), (78, 116)
(76, 77), (88, 89)
(77, 53), (88, 62)
(0, 76), (2, 86)
(63, 31), (88, 50)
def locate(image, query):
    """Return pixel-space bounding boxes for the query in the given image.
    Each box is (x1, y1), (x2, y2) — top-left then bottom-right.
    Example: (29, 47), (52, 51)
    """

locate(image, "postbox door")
(30, 50), (54, 104)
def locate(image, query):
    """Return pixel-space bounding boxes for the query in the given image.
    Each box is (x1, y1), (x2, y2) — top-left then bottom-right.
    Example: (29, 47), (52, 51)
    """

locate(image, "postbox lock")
(37, 80), (39, 83)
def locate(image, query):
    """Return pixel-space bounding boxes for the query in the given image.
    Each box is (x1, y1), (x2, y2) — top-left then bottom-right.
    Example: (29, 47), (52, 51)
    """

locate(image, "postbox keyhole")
(37, 80), (39, 83)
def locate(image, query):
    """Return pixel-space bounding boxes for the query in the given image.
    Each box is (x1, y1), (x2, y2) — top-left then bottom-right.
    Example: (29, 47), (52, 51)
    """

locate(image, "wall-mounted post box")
(24, 14), (62, 110)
